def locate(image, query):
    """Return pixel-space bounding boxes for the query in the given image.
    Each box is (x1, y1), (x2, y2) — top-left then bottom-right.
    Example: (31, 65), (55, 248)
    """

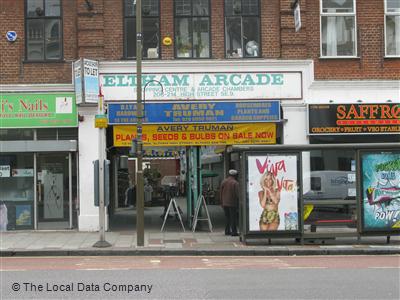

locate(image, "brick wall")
(0, 0), (399, 85)
(0, 0), (76, 84)
(306, 0), (400, 79)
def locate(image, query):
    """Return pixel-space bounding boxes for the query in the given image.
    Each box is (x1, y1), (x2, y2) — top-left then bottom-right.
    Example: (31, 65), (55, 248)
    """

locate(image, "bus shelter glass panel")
(0, 153), (34, 231)
(37, 153), (71, 229)
(302, 150), (357, 233)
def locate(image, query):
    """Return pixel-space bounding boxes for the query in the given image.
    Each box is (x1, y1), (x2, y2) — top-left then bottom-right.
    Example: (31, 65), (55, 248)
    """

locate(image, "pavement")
(1, 204), (399, 257)
(1, 229), (399, 257)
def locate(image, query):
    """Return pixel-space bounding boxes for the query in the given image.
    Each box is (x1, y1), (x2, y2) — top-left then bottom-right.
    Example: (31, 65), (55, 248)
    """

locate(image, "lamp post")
(135, 0), (144, 247)
(135, 1), (163, 247)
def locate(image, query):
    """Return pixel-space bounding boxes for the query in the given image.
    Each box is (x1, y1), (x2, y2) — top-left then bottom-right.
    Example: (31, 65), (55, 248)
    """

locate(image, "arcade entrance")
(108, 146), (227, 232)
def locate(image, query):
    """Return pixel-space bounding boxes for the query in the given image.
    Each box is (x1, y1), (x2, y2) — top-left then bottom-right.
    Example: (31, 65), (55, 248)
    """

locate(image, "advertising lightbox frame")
(241, 151), (303, 240)
(359, 149), (400, 235)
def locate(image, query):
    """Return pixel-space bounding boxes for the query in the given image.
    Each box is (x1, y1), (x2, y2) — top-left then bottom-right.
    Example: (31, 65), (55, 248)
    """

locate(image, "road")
(1, 255), (399, 299)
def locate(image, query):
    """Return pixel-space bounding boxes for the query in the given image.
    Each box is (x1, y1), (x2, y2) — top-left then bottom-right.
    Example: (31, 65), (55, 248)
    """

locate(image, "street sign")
(6, 31), (17, 42)
(95, 114), (108, 128)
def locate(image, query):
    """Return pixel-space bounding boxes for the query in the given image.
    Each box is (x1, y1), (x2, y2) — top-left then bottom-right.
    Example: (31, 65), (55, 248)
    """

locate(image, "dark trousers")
(223, 206), (238, 235)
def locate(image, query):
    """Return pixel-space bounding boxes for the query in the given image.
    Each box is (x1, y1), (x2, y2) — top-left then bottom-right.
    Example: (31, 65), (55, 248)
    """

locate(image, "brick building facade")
(1, 0), (399, 84)
(0, 0), (399, 232)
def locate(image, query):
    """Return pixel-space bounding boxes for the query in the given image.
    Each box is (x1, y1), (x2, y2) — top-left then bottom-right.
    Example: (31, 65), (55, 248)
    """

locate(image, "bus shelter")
(230, 143), (400, 244)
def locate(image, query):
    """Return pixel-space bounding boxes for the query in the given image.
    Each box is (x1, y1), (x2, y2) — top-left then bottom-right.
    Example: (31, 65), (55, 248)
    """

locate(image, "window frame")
(319, 0), (358, 58)
(24, 0), (63, 62)
(224, 0), (261, 59)
(123, 0), (161, 60)
(384, 0), (400, 57)
(174, 0), (211, 59)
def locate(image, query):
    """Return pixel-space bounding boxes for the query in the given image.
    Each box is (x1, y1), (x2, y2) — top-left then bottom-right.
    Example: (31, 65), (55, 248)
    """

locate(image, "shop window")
(311, 156), (324, 171)
(0, 129), (34, 141)
(57, 128), (78, 140)
(225, 0), (260, 58)
(25, 0), (62, 61)
(385, 0), (400, 56)
(37, 128), (57, 140)
(174, 0), (211, 58)
(124, 0), (160, 59)
(338, 156), (352, 171)
(0, 154), (34, 231)
(320, 0), (357, 57)
(36, 128), (78, 140)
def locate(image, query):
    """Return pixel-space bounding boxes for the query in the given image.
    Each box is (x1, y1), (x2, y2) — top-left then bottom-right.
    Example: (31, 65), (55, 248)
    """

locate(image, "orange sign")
(113, 123), (276, 147)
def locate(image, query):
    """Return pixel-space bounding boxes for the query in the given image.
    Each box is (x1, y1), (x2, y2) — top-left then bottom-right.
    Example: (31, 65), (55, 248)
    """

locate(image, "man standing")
(220, 169), (239, 236)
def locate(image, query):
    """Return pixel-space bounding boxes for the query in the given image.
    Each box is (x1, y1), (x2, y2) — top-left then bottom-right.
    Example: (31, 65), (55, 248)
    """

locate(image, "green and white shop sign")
(0, 93), (78, 128)
(101, 71), (302, 101)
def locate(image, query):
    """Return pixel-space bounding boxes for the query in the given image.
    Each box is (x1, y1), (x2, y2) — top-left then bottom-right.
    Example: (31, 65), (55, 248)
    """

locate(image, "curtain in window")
(326, 16), (338, 56)
(396, 16), (400, 55)
(388, 15), (400, 55)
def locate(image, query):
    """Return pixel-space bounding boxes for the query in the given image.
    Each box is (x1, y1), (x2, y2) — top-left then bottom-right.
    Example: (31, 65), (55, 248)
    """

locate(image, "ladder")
(192, 194), (213, 232)
(160, 197), (185, 232)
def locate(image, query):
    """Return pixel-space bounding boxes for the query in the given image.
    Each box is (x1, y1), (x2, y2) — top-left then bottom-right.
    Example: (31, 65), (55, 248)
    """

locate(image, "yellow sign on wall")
(113, 123), (276, 147)
(95, 114), (108, 128)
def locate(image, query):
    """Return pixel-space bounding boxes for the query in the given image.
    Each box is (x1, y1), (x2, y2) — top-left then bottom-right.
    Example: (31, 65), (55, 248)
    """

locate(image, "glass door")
(37, 153), (71, 229)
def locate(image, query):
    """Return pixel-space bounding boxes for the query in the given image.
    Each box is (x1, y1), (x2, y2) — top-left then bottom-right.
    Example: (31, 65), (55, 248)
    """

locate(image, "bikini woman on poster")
(258, 171), (281, 231)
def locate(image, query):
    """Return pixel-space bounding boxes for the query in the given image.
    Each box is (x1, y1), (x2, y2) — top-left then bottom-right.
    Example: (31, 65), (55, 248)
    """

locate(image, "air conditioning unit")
(147, 48), (158, 58)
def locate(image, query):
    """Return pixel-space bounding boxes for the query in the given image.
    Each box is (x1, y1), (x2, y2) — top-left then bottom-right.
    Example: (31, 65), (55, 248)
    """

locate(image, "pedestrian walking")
(219, 169), (239, 236)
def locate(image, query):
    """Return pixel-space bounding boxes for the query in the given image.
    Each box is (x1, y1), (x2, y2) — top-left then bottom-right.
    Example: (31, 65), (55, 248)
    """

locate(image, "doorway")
(36, 152), (76, 230)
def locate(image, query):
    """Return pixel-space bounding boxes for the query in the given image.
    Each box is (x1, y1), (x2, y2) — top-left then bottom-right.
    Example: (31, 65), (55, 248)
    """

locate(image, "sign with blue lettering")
(6, 31), (17, 42)
(108, 101), (280, 125)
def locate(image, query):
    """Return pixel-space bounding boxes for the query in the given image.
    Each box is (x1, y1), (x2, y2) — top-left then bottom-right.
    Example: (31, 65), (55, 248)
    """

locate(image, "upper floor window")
(25, 0), (62, 61)
(124, 0), (160, 59)
(174, 0), (211, 58)
(225, 0), (260, 58)
(385, 0), (400, 56)
(320, 0), (357, 57)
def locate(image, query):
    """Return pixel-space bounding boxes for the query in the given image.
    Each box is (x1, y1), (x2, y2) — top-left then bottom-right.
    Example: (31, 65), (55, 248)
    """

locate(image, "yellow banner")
(114, 123), (276, 147)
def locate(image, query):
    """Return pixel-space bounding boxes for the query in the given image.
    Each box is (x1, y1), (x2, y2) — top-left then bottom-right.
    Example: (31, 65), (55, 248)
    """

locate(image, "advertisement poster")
(83, 59), (99, 103)
(15, 205), (32, 226)
(361, 152), (400, 231)
(247, 154), (299, 232)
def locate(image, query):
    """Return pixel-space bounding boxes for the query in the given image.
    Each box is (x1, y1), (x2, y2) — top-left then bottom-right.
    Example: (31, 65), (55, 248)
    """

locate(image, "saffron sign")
(101, 72), (302, 101)
(108, 101), (280, 124)
(0, 93), (78, 128)
(113, 123), (276, 147)
(308, 103), (400, 135)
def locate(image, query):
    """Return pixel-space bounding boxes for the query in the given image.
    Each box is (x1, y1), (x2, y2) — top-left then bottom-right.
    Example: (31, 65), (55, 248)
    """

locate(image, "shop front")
(98, 60), (310, 230)
(0, 93), (78, 231)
